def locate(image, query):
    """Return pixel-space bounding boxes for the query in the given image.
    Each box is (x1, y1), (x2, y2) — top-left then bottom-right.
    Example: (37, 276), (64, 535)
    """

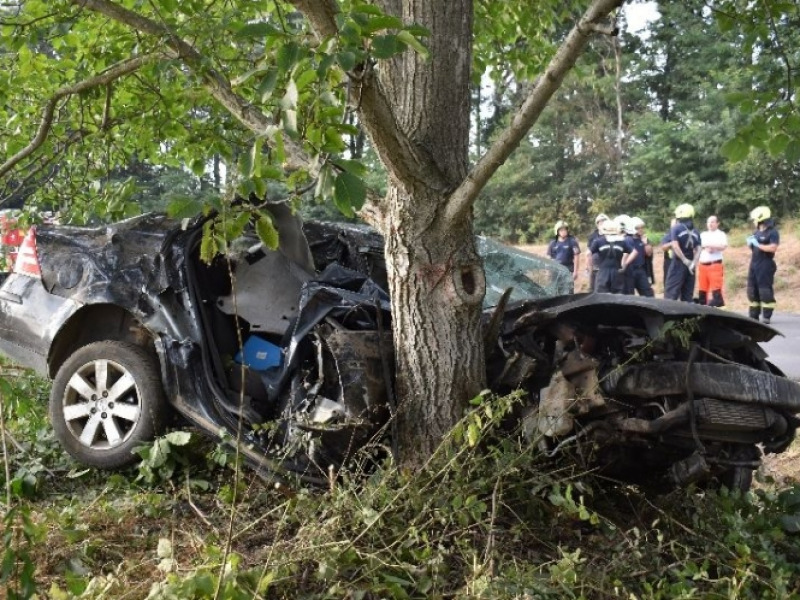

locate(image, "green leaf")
(785, 139), (800, 163)
(281, 79), (298, 110)
(371, 35), (401, 59)
(250, 138), (262, 178)
(720, 136), (750, 162)
(256, 213), (280, 249)
(767, 133), (790, 157)
(277, 42), (300, 72)
(397, 30), (430, 59)
(780, 514), (800, 533)
(282, 109), (298, 138)
(167, 196), (204, 219)
(333, 171), (366, 217)
(164, 431), (192, 446)
(362, 15), (404, 34)
(235, 22), (279, 39)
(332, 158), (367, 177)
(336, 51), (357, 71)
(238, 146), (254, 178)
(352, 4), (382, 15)
(257, 68), (280, 102)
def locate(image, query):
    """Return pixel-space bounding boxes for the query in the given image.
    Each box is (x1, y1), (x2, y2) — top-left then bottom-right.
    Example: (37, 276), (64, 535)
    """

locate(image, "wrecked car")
(0, 207), (797, 491)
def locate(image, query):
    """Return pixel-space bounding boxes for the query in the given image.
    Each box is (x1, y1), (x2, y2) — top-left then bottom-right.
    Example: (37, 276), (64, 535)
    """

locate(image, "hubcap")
(61, 358), (142, 450)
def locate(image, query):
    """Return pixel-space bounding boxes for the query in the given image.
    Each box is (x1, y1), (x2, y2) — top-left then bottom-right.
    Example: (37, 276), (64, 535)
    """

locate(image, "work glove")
(746, 235), (757, 248)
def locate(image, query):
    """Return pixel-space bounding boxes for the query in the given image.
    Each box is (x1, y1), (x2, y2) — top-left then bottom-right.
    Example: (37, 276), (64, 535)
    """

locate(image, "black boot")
(698, 291), (707, 305)
(709, 290), (725, 307)
(749, 306), (761, 320)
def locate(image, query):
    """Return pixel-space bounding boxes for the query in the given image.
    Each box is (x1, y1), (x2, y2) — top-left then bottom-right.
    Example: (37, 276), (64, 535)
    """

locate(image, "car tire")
(49, 341), (168, 469)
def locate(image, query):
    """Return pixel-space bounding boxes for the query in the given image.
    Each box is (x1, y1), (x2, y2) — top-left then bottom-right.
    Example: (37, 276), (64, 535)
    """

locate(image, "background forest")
(473, 0), (800, 242)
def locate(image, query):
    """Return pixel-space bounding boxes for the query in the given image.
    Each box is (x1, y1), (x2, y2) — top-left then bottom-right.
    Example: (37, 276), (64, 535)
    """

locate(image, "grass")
(3, 367), (800, 599)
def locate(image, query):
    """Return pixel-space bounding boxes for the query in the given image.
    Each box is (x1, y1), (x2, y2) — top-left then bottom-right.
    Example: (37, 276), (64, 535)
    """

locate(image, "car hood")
(500, 292), (780, 344)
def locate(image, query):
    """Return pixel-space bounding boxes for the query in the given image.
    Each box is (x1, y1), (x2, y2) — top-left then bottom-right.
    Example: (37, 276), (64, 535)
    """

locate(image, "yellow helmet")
(674, 203), (695, 219)
(749, 206), (771, 224)
(554, 220), (569, 236)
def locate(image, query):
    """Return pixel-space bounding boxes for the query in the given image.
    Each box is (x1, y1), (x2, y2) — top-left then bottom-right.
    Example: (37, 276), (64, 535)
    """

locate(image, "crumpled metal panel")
(35, 213), (180, 318)
(603, 361), (800, 411)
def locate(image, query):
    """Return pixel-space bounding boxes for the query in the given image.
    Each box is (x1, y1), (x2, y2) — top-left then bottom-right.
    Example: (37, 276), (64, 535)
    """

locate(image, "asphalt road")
(759, 313), (800, 378)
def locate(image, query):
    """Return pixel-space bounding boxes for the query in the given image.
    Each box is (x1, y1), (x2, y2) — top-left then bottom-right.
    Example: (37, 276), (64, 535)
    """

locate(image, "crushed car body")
(0, 208), (797, 490)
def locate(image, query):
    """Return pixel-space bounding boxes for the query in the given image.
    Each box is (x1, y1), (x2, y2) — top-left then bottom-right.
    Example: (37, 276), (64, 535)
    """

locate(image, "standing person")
(747, 206), (780, 324)
(624, 216), (654, 296)
(589, 219), (637, 294)
(587, 213), (608, 291)
(548, 221), (581, 282)
(659, 218), (676, 289)
(665, 204), (701, 302)
(698, 215), (728, 307)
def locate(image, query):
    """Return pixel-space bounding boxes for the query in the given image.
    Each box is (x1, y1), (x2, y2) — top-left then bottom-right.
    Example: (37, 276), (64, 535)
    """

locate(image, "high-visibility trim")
(760, 302), (777, 308)
(13, 227), (41, 278)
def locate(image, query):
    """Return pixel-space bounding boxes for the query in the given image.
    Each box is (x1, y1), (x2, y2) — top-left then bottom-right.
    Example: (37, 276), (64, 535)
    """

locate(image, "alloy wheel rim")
(61, 358), (142, 449)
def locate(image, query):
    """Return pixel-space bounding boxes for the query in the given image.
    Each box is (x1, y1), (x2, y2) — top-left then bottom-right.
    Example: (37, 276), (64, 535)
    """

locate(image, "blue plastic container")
(234, 335), (283, 371)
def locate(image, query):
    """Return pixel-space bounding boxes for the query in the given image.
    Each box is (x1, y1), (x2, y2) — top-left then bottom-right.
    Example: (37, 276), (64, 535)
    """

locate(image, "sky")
(623, 1), (659, 36)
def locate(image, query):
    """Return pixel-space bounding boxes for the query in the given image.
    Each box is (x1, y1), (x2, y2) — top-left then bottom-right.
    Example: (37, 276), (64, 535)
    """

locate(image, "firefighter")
(589, 219), (636, 294)
(547, 220), (581, 282)
(747, 206), (780, 324)
(587, 213), (608, 291)
(624, 216), (654, 296)
(665, 204), (700, 302)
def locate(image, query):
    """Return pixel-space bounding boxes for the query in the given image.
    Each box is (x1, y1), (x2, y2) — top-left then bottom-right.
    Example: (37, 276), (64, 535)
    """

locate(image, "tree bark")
(370, 0), (482, 464)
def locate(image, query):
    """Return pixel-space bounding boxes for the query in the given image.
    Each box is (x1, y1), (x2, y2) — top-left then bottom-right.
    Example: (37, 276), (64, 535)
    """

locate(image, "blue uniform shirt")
(589, 236), (633, 268)
(630, 236), (648, 268)
(752, 224), (780, 262)
(670, 220), (701, 260)
(548, 235), (581, 270)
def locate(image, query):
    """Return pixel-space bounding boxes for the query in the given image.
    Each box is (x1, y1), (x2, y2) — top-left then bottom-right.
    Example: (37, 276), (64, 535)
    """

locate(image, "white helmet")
(601, 219), (622, 237)
(553, 220), (569, 236)
(614, 214), (631, 235)
(630, 216), (645, 232)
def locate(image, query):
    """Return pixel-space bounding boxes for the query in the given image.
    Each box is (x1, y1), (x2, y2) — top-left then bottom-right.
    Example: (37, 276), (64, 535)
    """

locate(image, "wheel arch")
(47, 304), (158, 379)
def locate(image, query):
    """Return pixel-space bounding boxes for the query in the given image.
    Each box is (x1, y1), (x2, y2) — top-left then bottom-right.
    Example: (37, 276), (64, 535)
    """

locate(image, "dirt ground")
(517, 221), (800, 313)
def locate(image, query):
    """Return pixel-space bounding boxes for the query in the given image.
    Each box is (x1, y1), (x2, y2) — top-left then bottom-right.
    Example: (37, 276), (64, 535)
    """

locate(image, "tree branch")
(287, 0), (452, 197)
(0, 53), (160, 180)
(71, 0), (313, 172)
(444, 0), (625, 227)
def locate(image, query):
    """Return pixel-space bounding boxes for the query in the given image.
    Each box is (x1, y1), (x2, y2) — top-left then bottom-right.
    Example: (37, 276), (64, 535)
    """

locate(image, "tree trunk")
(371, 0), (483, 464)
(385, 191), (486, 463)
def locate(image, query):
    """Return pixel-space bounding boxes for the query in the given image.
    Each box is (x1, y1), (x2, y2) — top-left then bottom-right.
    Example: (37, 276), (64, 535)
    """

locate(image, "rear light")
(14, 227), (41, 278)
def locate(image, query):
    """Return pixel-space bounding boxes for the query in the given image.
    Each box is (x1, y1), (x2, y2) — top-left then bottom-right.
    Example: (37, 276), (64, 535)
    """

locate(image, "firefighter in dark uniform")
(587, 213), (608, 291)
(665, 203), (701, 302)
(747, 206), (780, 324)
(624, 216), (654, 296)
(547, 220), (581, 282)
(589, 219), (636, 294)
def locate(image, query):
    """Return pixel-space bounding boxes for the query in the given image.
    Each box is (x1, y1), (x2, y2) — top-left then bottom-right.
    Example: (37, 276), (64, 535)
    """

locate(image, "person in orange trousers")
(698, 215), (728, 307)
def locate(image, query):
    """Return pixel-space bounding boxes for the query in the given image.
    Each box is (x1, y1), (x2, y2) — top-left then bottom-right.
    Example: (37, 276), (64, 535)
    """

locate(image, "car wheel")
(49, 341), (167, 469)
